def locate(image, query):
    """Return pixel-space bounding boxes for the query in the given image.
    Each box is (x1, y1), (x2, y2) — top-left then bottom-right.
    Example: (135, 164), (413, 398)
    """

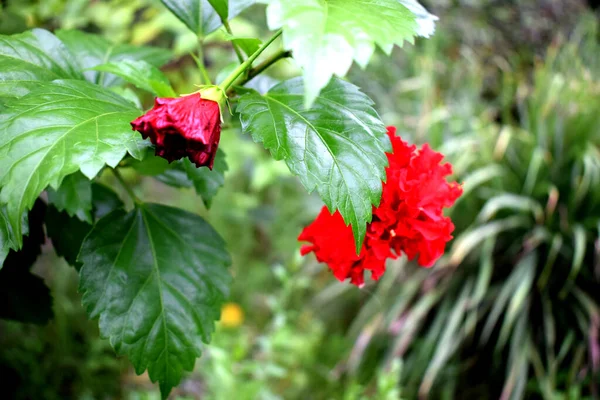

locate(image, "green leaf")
(0, 29), (82, 97)
(92, 183), (125, 219)
(182, 151), (228, 208)
(45, 206), (92, 270)
(47, 171), (93, 223)
(92, 60), (176, 97)
(267, 0), (418, 106)
(208, 0), (229, 20)
(237, 77), (389, 251)
(220, 30), (262, 57)
(0, 79), (148, 248)
(56, 30), (172, 87)
(161, 0), (255, 36)
(397, 0), (438, 37)
(144, 150), (227, 208)
(46, 183), (124, 269)
(79, 203), (231, 397)
(0, 207), (14, 267)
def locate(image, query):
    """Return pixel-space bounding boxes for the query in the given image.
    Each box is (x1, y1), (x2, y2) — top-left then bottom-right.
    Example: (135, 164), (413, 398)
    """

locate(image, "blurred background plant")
(0, 0), (599, 399)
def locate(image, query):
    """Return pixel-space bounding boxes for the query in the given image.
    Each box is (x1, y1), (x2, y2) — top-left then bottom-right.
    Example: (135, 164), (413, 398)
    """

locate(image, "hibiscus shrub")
(0, 0), (459, 397)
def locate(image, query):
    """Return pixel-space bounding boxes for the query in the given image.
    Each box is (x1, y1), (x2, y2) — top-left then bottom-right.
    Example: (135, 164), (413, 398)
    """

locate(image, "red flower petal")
(131, 93), (222, 169)
(298, 126), (463, 286)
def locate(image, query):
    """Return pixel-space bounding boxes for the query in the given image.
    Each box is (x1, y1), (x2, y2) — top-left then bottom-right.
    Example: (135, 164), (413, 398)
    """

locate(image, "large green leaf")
(267, 0), (418, 106)
(0, 79), (147, 248)
(79, 203), (231, 397)
(56, 30), (172, 87)
(237, 77), (389, 251)
(46, 183), (124, 269)
(0, 29), (82, 97)
(47, 171), (93, 223)
(161, 0), (255, 36)
(92, 60), (176, 97)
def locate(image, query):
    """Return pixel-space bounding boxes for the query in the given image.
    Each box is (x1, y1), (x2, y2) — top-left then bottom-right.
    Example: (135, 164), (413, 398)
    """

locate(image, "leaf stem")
(223, 20), (245, 64)
(112, 168), (141, 205)
(225, 49), (292, 96)
(196, 39), (212, 85)
(218, 29), (283, 91)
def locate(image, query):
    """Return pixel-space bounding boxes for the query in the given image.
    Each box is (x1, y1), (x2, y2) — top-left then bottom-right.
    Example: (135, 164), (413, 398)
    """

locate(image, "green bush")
(325, 14), (600, 400)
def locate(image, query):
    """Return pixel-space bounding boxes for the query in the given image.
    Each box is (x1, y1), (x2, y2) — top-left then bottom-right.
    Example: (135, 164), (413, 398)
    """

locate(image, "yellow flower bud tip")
(220, 302), (244, 328)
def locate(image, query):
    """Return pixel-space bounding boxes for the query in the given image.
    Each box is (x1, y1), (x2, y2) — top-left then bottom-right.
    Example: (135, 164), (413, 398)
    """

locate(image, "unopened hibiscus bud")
(131, 87), (225, 169)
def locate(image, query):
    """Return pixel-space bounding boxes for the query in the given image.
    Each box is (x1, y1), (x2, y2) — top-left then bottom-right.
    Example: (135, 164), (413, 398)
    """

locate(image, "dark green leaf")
(56, 30), (172, 87)
(79, 203), (231, 397)
(46, 183), (124, 269)
(0, 79), (148, 248)
(267, 0), (418, 106)
(45, 206), (91, 270)
(92, 60), (176, 97)
(47, 171), (93, 223)
(237, 77), (389, 251)
(0, 29), (82, 97)
(0, 199), (52, 324)
(92, 183), (125, 220)
(182, 150), (228, 208)
(155, 166), (194, 188)
(161, 0), (255, 36)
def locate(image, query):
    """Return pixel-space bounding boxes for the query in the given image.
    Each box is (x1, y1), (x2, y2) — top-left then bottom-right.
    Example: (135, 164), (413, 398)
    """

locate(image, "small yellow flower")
(220, 302), (244, 328)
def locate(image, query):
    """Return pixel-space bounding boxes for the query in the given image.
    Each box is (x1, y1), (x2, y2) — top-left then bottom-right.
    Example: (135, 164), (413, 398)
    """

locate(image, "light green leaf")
(267, 0), (418, 106)
(0, 28), (82, 97)
(208, 0), (229, 19)
(161, 0), (256, 36)
(0, 79), (148, 248)
(56, 30), (172, 87)
(220, 30), (262, 56)
(477, 194), (544, 222)
(47, 171), (93, 223)
(397, 0), (438, 37)
(79, 203), (231, 398)
(237, 77), (389, 252)
(92, 60), (176, 97)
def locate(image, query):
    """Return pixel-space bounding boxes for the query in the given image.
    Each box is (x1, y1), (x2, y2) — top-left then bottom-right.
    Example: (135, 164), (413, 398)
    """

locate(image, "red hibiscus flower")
(131, 91), (223, 169)
(298, 127), (463, 287)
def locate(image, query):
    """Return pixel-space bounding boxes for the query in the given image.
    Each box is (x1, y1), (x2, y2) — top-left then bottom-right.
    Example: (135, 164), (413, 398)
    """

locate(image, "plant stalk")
(225, 49), (292, 96)
(112, 168), (141, 205)
(223, 20), (245, 64)
(218, 29), (283, 91)
(196, 39), (212, 85)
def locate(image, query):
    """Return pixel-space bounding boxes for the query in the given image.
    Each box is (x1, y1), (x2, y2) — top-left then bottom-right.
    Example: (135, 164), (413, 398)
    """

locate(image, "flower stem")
(112, 168), (141, 205)
(223, 20), (245, 64)
(225, 49), (292, 96)
(218, 29), (283, 91)
(196, 39), (212, 85)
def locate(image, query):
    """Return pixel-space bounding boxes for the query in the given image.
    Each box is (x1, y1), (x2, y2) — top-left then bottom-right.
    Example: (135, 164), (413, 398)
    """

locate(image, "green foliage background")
(0, 0), (599, 399)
